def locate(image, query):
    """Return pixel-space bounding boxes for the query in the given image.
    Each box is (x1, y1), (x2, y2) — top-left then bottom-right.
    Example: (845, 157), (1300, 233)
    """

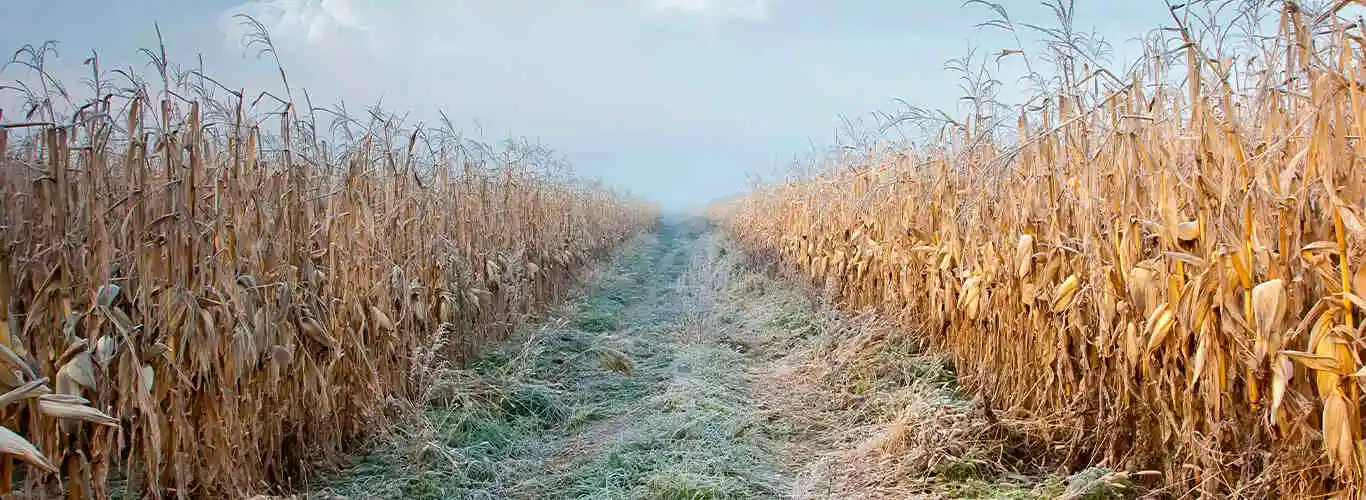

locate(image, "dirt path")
(306, 218), (1083, 499)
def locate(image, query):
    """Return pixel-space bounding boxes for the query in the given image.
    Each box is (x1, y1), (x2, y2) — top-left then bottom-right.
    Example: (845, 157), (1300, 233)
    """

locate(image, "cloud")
(649, 0), (776, 20)
(208, 2), (732, 127)
(219, 0), (370, 48)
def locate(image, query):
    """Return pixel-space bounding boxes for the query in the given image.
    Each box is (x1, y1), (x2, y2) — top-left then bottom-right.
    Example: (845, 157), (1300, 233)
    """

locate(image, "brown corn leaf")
(0, 425), (56, 474)
(37, 399), (119, 426)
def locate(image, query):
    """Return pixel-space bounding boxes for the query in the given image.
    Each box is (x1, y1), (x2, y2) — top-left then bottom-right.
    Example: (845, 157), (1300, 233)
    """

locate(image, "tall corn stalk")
(713, 2), (1366, 497)
(0, 33), (658, 497)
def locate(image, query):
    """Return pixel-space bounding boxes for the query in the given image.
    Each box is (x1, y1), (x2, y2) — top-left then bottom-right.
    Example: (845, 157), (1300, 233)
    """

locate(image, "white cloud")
(209, 1), (727, 128)
(649, 0), (775, 20)
(219, 0), (370, 48)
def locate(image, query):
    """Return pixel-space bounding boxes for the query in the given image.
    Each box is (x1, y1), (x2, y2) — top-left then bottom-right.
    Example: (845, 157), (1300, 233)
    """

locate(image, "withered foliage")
(716, 2), (1366, 497)
(0, 32), (656, 498)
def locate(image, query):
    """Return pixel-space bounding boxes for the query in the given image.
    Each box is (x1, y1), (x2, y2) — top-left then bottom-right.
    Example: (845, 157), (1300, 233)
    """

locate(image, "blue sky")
(0, 1), (1177, 209)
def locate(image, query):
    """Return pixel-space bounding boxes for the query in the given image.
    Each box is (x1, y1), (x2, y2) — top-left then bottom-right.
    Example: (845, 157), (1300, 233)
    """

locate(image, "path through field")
(307, 218), (1074, 499)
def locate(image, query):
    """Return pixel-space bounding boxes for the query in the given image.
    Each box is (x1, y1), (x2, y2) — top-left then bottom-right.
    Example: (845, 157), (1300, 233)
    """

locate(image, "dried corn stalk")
(0, 42), (657, 497)
(713, 4), (1366, 498)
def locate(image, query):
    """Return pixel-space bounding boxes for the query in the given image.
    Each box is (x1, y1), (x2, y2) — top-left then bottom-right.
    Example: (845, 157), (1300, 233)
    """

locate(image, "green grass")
(646, 471), (747, 500)
(497, 384), (569, 424)
(931, 477), (1068, 499)
(311, 371), (564, 498)
(577, 295), (625, 332)
(768, 307), (817, 337)
(555, 419), (776, 499)
(935, 459), (984, 482)
(548, 341), (782, 499)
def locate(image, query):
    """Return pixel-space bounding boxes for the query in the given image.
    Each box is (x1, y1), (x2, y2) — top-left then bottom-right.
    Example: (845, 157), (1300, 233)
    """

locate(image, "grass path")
(511, 217), (786, 498)
(305, 218), (1100, 499)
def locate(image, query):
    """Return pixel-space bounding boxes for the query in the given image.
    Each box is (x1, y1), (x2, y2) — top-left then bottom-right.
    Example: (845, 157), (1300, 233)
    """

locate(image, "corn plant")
(0, 28), (657, 498)
(714, 2), (1366, 497)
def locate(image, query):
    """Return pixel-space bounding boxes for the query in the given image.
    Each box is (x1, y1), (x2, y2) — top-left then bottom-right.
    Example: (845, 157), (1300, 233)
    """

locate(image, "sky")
(0, 1), (1180, 210)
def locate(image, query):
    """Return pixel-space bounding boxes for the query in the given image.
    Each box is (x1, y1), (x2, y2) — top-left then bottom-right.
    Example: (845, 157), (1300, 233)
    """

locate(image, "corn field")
(716, 2), (1366, 497)
(0, 37), (656, 497)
